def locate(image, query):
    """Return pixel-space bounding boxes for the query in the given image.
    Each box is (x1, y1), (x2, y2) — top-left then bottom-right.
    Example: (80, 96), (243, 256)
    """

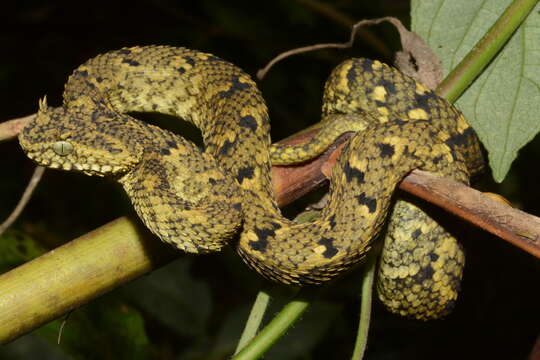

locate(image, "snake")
(18, 46), (484, 320)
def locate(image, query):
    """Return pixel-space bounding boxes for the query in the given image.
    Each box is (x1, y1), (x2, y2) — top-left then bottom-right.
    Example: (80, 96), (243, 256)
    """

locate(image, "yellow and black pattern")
(19, 46), (483, 319)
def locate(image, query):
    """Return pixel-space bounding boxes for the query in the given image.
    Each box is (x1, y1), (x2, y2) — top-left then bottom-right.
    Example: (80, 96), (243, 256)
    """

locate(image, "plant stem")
(234, 290), (271, 354)
(231, 296), (309, 360)
(437, 0), (539, 102)
(351, 253), (377, 360)
(0, 217), (177, 344)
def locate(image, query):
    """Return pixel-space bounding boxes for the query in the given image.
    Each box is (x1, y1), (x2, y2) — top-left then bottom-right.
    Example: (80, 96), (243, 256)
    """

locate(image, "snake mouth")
(25, 151), (123, 176)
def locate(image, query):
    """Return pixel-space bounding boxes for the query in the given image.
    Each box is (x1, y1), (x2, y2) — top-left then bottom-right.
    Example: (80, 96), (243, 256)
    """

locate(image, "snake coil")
(19, 46), (483, 319)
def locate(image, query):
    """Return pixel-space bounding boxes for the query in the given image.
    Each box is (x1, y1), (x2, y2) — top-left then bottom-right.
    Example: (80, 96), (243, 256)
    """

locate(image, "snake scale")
(19, 46), (483, 320)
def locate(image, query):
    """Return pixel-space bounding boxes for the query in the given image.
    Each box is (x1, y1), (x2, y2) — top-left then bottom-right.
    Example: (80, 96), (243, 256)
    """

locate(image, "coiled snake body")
(19, 46), (483, 319)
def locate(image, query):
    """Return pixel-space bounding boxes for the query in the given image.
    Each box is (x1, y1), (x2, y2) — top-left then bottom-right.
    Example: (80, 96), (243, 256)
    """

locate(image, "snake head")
(19, 96), (144, 177)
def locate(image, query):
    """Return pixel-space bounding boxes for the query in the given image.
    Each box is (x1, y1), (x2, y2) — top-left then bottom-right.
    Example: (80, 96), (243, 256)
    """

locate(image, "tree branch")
(0, 114), (33, 142)
(1, 115), (539, 343)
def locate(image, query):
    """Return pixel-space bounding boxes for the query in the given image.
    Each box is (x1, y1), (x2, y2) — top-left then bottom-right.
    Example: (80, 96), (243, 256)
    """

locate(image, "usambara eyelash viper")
(18, 46), (484, 320)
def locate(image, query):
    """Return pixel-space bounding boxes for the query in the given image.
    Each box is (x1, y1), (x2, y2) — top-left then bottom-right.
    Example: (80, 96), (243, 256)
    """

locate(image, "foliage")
(413, 0), (540, 182)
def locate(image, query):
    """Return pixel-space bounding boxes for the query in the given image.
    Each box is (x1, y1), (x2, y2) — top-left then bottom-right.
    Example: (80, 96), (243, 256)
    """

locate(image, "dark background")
(0, 1), (539, 359)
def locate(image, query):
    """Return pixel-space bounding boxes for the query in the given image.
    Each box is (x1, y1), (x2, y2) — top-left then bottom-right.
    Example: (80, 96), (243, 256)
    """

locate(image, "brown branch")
(0, 114), (34, 142)
(2, 110), (540, 257)
(1, 108), (539, 343)
(272, 129), (540, 259)
(402, 171), (540, 258)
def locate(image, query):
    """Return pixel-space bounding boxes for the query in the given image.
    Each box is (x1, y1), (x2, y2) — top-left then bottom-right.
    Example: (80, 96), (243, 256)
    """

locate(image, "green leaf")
(412, 0), (540, 182)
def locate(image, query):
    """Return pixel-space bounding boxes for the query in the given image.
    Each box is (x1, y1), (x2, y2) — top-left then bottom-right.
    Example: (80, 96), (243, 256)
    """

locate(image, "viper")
(19, 46), (483, 319)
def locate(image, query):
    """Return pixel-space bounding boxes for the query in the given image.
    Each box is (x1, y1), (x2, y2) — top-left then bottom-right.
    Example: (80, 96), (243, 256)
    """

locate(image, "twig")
(57, 311), (72, 344)
(257, 17), (398, 80)
(0, 166), (45, 236)
(0, 114), (34, 142)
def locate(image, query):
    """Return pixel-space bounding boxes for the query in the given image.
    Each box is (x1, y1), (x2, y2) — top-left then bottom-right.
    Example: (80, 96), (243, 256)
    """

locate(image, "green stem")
(437, 0), (539, 102)
(351, 253), (377, 360)
(234, 290), (271, 354)
(231, 295), (309, 360)
(0, 217), (177, 344)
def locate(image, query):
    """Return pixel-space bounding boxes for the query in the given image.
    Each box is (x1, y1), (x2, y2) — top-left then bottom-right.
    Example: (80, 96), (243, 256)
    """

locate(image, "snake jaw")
(21, 148), (122, 177)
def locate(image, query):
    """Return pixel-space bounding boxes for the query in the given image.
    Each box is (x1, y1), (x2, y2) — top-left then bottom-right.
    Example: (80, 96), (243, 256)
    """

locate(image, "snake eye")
(53, 141), (74, 156)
